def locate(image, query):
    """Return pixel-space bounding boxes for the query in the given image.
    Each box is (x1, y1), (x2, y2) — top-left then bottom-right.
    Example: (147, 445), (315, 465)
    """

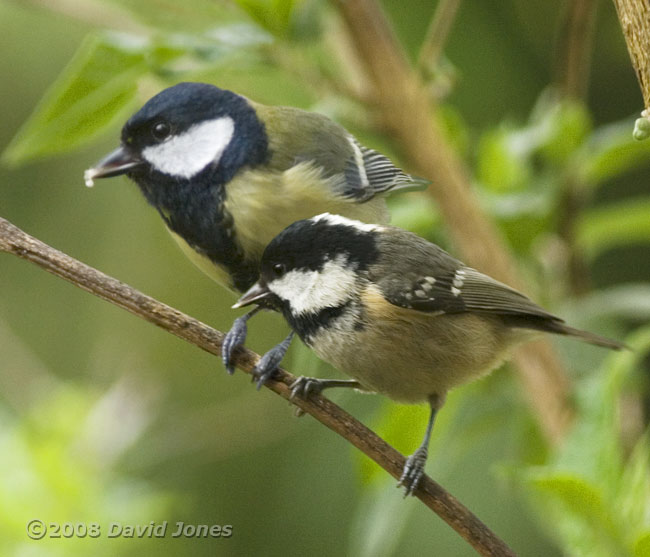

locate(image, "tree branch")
(612, 0), (650, 114)
(556, 0), (598, 100)
(417, 0), (462, 73)
(333, 0), (573, 443)
(0, 216), (516, 556)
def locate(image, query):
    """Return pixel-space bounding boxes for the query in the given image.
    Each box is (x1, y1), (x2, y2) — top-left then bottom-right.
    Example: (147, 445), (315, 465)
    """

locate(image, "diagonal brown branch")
(333, 0), (573, 443)
(0, 216), (516, 556)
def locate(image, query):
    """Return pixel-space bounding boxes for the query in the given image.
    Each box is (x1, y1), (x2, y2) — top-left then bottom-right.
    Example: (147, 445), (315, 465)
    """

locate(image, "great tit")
(234, 213), (625, 495)
(84, 82), (425, 376)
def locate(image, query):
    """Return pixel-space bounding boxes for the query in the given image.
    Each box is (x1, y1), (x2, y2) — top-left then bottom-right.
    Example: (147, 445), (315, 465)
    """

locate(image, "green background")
(0, 1), (649, 556)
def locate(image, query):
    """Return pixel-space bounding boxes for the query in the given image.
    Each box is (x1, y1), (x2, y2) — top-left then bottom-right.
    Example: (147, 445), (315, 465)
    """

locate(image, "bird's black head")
(235, 214), (380, 318)
(84, 83), (270, 292)
(126, 82), (268, 187)
(262, 213), (380, 277)
(86, 82), (269, 200)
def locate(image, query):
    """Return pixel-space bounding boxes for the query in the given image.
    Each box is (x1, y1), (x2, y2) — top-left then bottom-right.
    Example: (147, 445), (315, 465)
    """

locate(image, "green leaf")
(2, 33), (149, 165)
(357, 402), (430, 485)
(349, 483), (416, 557)
(387, 195), (440, 240)
(580, 120), (650, 185)
(560, 284), (650, 323)
(537, 101), (592, 165)
(526, 473), (626, 557)
(634, 532), (650, 557)
(618, 434), (650, 541)
(107, 0), (242, 32)
(355, 378), (503, 485)
(234, 0), (300, 37)
(477, 126), (531, 192)
(521, 327), (650, 557)
(480, 187), (553, 251)
(576, 197), (650, 259)
(529, 474), (610, 529)
(189, 62), (315, 107)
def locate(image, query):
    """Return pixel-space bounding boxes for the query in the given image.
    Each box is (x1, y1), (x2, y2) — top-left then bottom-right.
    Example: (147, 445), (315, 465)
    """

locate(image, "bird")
(233, 213), (625, 495)
(83, 82), (426, 380)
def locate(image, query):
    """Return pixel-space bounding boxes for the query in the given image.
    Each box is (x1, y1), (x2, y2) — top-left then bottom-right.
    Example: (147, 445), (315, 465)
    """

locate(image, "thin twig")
(0, 216), (516, 556)
(556, 0), (598, 100)
(332, 0), (573, 443)
(417, 0), (462, 72)
(557, 175), (591, 296)
(554, 0), (598, 296)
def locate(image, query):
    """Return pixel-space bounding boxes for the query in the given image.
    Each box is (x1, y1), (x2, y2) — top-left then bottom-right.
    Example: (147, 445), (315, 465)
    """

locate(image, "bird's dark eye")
(272, 263), (286, 277)
(152, 121), (171, 142)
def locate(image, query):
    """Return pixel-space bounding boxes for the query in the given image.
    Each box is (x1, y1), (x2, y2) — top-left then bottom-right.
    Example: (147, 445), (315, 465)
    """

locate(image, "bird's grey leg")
(398, 393), (445, 497)
(222, 306), (262, 375)
(252, 331), (295, 389)
(289, 377), (364, 400)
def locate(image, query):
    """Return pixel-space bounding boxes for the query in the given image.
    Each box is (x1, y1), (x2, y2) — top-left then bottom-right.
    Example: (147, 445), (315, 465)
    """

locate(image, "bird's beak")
(232, 281), (272, 308)
(84, 146), (143, 187)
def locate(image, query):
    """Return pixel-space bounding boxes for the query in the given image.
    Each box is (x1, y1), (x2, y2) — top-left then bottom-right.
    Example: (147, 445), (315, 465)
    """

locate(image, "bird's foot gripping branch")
(0, 215), (516, 557)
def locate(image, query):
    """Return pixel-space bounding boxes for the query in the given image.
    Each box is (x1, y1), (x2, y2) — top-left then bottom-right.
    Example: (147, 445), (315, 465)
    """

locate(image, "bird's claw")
(222, 315), (249, 375)
(251, 343), (287, 390)
(289, 376), (326, 400)
(250, 332), (294, 390)
(398, 447), (428, 497)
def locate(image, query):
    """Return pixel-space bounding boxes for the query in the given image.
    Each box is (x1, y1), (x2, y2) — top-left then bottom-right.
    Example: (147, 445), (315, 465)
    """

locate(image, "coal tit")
(234, 213), (625, 495)
(84, 82), (426, 376)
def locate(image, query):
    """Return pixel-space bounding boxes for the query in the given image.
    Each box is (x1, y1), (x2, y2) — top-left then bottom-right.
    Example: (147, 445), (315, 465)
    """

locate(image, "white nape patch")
(311, 213), (381, 233)
(269, 255), (356, 315)
(348, 137), (370, 187)
(142, 116), (235, 179)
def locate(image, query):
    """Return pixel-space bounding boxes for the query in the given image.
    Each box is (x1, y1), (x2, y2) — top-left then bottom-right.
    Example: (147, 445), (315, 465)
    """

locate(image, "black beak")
(232, 281), (272, 308)
(84, 146), (143, 187)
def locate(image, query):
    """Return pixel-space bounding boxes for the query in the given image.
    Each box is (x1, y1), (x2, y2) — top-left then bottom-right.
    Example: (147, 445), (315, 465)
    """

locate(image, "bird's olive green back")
(252, 102), (354, 176)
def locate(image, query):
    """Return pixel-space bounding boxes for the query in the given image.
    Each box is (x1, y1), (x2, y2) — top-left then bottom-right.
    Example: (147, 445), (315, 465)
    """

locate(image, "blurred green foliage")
(522, 327), (650, 557)
(1, 0), (649, 556)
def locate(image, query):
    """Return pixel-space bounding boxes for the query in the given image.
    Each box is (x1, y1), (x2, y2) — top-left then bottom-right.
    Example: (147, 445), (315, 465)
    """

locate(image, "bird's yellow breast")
(166, 162), (389, 292)
(167, 229), (238, 291)
(223, 162), (390, 263)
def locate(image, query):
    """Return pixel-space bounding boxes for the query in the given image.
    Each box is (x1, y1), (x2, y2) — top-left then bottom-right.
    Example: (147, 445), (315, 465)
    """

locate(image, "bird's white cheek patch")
(270, 257), (356, 315)
(142, 116), (235, 178)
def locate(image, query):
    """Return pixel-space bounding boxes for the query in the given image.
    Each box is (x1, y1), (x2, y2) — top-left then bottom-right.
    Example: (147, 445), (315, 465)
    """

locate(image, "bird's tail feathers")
(549, 322), (627, 351)
(504, 314), (626, 350)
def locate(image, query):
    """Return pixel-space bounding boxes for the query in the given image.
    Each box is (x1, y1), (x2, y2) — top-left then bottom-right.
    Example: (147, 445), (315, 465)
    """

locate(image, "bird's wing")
(339, 137), (429, 201)
(258, 104), (429, 201)
(374, 232), (559, 322)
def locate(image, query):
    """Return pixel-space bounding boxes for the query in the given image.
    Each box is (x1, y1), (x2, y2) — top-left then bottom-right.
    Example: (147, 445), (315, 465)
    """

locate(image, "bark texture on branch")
(334, 0), (572, 442)
(612, 0), (650, 112)
(0, 216), (516, 557)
